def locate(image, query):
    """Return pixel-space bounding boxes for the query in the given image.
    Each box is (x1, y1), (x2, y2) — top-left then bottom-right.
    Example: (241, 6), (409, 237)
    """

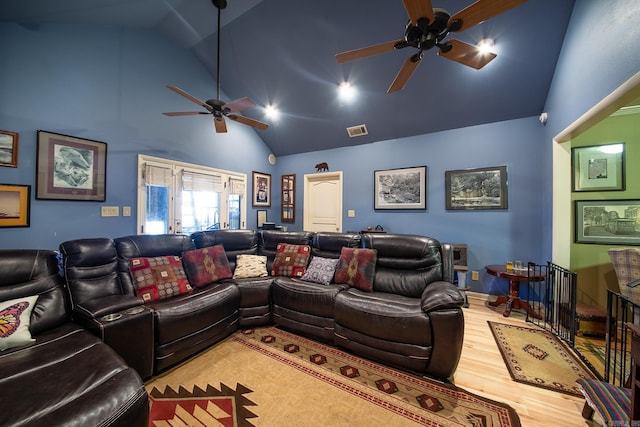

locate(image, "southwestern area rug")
(488, 321), (595, 397)
(147, 326), (521, 426)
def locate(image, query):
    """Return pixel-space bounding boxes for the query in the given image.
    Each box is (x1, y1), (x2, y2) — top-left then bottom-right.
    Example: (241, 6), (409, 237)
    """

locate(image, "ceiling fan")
(335, 0), (528, 93)
(163, 0), (269, 133)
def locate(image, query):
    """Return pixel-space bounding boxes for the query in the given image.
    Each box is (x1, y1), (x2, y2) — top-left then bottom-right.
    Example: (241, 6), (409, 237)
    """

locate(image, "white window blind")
(182, 171), (223, 192)
(145, 163), (172, 186)
(229, 177), (245, 196)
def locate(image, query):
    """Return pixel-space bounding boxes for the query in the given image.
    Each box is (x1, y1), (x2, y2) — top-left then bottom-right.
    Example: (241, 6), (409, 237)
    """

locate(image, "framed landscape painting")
(575, 199), (640, 245)
(445, 166), (508, 210)
(0, 184), (30, 227)
(36, 130), (107, 201)
(374, 166), (427, 210)
(0, 129), (19, 168)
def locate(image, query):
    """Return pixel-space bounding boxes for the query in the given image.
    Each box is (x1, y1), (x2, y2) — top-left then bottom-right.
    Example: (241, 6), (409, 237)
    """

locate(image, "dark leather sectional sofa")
(0, 230), (464, 426)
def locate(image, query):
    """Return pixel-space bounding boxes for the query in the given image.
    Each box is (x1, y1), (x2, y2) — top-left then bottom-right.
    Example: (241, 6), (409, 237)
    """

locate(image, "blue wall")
(2, 0), (640, 297)
(0, 23), (273, 249)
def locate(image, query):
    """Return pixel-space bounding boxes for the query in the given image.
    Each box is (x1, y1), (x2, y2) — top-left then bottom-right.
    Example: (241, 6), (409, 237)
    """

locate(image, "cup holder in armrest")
(123, 306), (145, 315)
(101, 313), (123, 322)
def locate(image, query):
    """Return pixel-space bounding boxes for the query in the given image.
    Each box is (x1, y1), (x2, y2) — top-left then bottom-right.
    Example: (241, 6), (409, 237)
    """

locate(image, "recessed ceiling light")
(338, 82), (356, 102)
(477, 39), (494, 55)
(264, 104), (279, 120)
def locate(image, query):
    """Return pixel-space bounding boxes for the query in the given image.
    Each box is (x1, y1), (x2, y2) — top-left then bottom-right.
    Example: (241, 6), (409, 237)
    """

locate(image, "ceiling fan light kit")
(162, 0), (269, 133)
(336, 0), (528, 92)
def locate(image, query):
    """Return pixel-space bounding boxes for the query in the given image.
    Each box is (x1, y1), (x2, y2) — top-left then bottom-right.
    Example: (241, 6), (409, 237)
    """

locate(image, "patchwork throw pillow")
(129, 256), (192, 302)
(301, 256), (339, 285)
(0, 295), (38, 351)
(182, 245), (233, 288)
(334, 247), (377, 292)
(271, 243), (311, 277)
(233, 255), (269, 279)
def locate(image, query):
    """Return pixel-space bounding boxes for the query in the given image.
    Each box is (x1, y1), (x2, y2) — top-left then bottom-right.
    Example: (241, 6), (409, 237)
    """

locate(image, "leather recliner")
(0, 249), (148, 427)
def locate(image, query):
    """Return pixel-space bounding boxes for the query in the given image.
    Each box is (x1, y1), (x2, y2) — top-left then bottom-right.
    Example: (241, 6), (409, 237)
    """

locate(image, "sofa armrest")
(420, 281), (465, 313)
(74, 294), (144, 320)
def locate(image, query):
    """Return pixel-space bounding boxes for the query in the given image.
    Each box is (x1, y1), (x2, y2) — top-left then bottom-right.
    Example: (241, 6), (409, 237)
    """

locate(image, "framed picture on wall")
(257, 209), (267, 227)
(572, 143), (625, 192)
(0, 184), (31, 227)
(36, 130), (107, 201)
(252, 171), (271, 207)
(445, 166), (508, 210)
(374, 166), (427, 210)
(0, 129), (19, 168)
(575, 199), (640, 245)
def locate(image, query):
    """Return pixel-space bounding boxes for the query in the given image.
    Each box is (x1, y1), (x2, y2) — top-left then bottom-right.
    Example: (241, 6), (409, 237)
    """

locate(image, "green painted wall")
(570, 112), (640, 309)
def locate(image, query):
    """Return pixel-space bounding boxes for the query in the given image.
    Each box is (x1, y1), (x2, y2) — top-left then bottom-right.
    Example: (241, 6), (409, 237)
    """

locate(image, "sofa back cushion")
(191, 229), (259, 271)
(361, 233), (444, 298)
(115, 234), (195, 295)
(259, 230), (313, 272)
(0, 249), (69, 336)
(311, 232), (360, 258)
(60, 238), (124, 305)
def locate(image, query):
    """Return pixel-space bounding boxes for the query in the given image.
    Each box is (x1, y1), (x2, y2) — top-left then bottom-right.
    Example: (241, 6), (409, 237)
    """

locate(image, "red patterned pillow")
(271, 243), (311, 277)
(334, 247), (377, 292)
(129, 256), (192, 302)
(182, 245), (233, 288)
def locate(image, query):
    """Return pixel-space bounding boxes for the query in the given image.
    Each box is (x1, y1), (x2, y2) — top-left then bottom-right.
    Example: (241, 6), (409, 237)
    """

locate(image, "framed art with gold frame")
(0, 184), (31, 227)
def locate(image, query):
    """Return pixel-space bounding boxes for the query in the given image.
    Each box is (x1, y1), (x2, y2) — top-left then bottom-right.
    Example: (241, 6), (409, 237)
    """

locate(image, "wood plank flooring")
(457, 292), (590, 427)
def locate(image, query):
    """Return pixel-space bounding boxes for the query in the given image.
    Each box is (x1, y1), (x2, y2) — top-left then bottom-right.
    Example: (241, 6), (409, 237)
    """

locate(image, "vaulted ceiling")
(1, 0), (576, 156)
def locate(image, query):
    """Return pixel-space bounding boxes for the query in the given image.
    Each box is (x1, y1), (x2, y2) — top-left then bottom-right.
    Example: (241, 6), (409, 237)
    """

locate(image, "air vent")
(346, 124), (368, 138)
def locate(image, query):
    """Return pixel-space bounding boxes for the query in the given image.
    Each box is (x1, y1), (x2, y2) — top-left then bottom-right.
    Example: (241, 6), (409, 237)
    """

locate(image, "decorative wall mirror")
(281, 174), (295, 223)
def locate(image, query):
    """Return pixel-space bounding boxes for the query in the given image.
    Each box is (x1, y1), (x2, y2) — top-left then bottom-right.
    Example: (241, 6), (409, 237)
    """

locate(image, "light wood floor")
(458, 292), (592, 427)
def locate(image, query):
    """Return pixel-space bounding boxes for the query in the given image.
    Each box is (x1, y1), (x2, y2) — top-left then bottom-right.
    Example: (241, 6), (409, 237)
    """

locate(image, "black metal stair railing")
(604, 290), (638, 387)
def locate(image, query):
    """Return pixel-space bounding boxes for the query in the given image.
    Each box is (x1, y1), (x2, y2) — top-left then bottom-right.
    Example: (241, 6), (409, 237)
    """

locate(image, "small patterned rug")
(488, 321), (595, 397)
(147, 326), (522, 426)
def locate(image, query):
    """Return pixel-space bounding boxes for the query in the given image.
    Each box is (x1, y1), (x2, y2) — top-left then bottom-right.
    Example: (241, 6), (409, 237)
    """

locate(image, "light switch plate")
(122, 206), (131, 216)
(471, 271), (479, 281)
(101, 206), (119, 217)
(347, 209), (355, 217)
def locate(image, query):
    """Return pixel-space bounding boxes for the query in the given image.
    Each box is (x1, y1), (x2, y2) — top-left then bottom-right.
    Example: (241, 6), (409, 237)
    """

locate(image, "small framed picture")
(0, 184), (31, 227)
(252, 171), (271, 207)
(0, 129), (19, 168)
(257, 210), (267, 228)
(36, 130), (107, 201)
(445, 166), (508, 210)
(572, 143), (625, 192)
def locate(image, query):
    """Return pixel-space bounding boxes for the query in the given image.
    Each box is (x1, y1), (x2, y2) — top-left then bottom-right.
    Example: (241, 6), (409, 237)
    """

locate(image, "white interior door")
(303, 171), (343, 232)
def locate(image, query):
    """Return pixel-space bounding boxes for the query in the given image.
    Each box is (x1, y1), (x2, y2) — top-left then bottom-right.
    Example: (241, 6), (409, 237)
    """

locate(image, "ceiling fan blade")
(224, 97), (257, 113)
(448, 0), (528, 32)
(228, 114), (269, 131)
(166, 85), (213, 111)
(336, 40), (404, 64)
(438, 39), (496, 69)
(387, 54), (422, 93)
(402, 0), (434, 26)
(214, 116), (227, 133)
(162, 112), (210, 116)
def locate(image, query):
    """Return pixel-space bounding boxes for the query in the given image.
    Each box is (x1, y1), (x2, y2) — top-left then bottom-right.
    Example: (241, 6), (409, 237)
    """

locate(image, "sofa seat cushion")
(272, 278), (345, 318)
(0, 323), (147, 426)
(233, 277), (273, 308)
(334, 288), (432, 346)
(146, 282), (239, 346)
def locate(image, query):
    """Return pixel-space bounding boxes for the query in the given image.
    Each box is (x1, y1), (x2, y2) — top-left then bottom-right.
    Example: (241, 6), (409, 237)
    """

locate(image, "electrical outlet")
(101, 206), (119, 217)
(122, 206), (131, 217)
(347, 209), (355, 217)
(471, 271), (479, 281)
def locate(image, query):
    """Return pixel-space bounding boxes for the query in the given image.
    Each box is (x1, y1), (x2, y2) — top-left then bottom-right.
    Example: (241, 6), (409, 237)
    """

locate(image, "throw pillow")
(271, 243), (311, 278)
(233, 255), (269, 279)
(182, 245), (233, 288)
(0, 295), (38, 351)
(129, 256), (192, 302)
(334, 247), (377, 292)
(301, 256), (339, 285)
